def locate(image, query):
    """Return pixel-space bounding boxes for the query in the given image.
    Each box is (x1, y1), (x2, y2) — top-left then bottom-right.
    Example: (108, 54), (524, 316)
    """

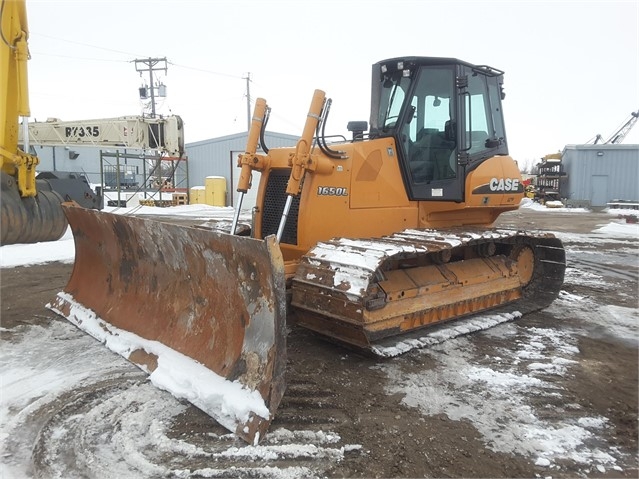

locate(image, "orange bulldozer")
(50, 57), (565, 444)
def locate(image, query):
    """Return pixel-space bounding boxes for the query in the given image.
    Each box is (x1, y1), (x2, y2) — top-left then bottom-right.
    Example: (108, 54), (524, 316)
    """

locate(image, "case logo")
(472, 177), (524, 195)
(489, 177), (520, 192)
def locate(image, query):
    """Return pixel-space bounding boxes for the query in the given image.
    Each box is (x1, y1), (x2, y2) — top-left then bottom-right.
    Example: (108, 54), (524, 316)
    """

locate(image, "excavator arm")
(0, 0), (38, 197)
(1, 0), (69, 245)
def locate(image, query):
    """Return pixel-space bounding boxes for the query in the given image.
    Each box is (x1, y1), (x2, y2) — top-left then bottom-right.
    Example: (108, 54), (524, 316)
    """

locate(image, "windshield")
(378, 73), (411, 130)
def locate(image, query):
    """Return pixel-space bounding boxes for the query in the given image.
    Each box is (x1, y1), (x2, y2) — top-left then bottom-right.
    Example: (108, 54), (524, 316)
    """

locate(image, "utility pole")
(135, 57), (168, 118)
(243, 72), (251, 131)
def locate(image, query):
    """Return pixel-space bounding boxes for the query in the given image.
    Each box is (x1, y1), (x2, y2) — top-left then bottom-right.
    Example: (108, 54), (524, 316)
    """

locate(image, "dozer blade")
(48, 204), (287, 445)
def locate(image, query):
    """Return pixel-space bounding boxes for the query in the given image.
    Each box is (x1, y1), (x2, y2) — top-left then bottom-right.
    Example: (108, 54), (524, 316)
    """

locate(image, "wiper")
(381, 83), (399, 131)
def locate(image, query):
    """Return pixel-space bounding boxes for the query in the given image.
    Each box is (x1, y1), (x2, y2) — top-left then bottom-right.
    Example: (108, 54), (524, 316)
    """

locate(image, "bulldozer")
(48, 56), (566, 445)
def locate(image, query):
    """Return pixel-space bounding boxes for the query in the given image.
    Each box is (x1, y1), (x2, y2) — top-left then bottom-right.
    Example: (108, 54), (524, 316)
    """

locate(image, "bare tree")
(518, 157), (538, 175)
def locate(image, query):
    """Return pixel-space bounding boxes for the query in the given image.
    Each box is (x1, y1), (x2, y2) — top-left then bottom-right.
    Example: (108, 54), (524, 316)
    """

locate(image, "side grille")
(261, 169), (300, 245)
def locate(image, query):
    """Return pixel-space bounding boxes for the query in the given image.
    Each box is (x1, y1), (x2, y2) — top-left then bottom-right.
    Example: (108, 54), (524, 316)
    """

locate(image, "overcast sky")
(25, 0), (639, 164)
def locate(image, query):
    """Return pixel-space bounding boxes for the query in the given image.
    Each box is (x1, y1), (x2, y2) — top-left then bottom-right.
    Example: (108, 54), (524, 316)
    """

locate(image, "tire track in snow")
(1, 321), (362, 479)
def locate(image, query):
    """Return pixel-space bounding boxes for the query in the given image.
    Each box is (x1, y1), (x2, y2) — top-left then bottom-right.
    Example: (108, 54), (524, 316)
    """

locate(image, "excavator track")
(291, 228), (565, 354)
(1, 172), (68, 245)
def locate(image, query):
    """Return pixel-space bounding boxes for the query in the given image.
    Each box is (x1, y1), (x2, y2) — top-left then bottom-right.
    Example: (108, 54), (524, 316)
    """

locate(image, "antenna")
(243, 72), (252, 132)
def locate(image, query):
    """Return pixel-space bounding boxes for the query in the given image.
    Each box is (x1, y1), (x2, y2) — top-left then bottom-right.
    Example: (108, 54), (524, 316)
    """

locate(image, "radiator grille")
(261, 169), (299, 245)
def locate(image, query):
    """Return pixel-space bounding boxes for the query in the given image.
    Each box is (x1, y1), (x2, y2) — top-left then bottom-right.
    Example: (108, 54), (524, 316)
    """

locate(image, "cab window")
(404, 67), (456, 183)
(464, 73), (491, 155)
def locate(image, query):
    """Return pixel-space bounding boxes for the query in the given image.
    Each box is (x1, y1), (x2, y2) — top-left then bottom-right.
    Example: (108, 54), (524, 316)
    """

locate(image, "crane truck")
(50, 56), (566, 445)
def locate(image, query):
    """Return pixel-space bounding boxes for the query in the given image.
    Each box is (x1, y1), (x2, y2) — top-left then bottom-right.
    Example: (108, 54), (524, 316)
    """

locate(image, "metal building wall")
(185, 131), (298, 206)
(562, 144), (639, 207)
(34, 145), (104, 184)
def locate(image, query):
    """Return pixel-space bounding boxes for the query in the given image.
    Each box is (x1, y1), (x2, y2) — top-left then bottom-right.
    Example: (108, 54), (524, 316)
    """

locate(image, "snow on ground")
(104, 203), (237, 218)
(519, 198), (639, 220)
(594, 221), (639, 237)
(2, 203), (638, 270)
(2, 202), (637, 476)
(519, 198), (590, 213)
(0, 320), (361, 479)
(549, 291), (639, 347)
(0, 226), (76, 268)
(378, 308), (630, 472)
(374, 209), (638, 474)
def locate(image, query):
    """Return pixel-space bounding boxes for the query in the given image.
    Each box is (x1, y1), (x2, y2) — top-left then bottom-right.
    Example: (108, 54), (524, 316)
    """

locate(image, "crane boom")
(606, 110), (639, 144)
(19, 115), (185, 157)
(591, 110), (639, 145)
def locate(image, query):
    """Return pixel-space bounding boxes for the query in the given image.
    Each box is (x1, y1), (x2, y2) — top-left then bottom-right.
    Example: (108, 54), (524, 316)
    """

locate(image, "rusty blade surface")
(50, 204), (286, 445)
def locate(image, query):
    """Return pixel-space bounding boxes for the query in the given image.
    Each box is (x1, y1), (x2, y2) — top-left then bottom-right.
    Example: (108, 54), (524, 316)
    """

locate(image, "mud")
(1, 207), (637, 478)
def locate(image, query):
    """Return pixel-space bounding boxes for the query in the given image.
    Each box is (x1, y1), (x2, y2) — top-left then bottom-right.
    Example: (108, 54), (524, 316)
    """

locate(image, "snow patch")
(372, 311), (522, 357)
(379, 325), (619, 468)
(1, 323), (362, 479)
(594, 221), (639, 237)
(0, 226), (75, 267)
(47, 292), (271, 434)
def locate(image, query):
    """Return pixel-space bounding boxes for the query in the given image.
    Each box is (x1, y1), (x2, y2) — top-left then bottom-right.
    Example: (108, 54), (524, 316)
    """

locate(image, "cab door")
(398, 63), (508, 202)
(398, 65), (463, 202)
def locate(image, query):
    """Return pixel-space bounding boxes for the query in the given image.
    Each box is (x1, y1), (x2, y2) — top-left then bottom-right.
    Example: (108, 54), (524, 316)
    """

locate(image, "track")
(291, 228), (566, 353)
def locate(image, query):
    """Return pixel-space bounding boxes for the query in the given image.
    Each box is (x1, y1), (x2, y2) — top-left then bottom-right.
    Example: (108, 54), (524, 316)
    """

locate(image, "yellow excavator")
(0, 0), (70, 244)
(47, 53), (566, 443)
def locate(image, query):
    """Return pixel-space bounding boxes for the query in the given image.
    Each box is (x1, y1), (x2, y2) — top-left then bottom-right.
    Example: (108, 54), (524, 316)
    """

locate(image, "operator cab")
(370, 57), (508, 202)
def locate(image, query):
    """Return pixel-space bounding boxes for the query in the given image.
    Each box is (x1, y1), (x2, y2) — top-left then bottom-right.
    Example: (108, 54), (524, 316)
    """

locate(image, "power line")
(30, 32), (146, 58)
(29, 32), (302, 131)
(30, 51), (129, 63)
(167, 61), (243, 79)
(31, 32), (244, 80)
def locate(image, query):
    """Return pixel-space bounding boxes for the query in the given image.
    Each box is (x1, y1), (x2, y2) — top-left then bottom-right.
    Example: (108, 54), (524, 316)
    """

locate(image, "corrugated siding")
(562, 145), (639, 206)
(34, 145), (104, 184)
(185, 132), (298, 206)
